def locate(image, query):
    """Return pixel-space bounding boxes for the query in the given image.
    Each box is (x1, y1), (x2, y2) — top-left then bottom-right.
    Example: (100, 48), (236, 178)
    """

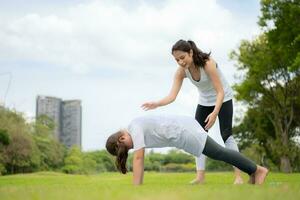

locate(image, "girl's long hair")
(171, 39), (211, 69)
(106, 131), (128, 174)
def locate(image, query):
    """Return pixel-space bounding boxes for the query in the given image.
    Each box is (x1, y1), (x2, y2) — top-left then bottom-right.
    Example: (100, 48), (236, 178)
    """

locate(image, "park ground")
(0, 172), (300, 200)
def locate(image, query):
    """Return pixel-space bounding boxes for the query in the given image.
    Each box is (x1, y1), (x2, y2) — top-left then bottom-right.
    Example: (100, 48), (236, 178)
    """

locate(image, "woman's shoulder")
(203, 57), (217, 72)
(204, 57), (216, 67)
(175, 67), (186, 79)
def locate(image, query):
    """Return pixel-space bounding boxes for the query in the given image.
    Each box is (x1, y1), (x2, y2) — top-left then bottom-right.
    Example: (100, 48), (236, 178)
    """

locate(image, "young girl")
(141, 40), (242, 184)
(106, 114), (268, 185)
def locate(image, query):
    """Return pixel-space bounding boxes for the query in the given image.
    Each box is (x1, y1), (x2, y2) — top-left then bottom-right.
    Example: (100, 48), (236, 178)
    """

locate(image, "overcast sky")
(0, 0), (262, 151)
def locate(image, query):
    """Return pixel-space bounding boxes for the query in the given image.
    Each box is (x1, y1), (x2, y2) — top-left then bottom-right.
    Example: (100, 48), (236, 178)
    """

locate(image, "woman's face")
(172, 50), (193, 69)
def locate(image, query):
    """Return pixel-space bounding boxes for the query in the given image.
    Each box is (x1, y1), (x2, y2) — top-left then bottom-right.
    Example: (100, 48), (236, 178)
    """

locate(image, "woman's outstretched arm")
(141, 67), (185, 110)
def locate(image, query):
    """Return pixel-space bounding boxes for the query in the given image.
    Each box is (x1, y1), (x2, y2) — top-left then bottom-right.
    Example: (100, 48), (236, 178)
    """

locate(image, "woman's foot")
(189, 178), (205, 185)
(190, 170), (205, 185)
(254, 166), (269, 185)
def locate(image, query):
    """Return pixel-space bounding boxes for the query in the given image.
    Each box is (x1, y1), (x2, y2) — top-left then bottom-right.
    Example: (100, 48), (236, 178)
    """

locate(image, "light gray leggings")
(202, 136), (257, 175)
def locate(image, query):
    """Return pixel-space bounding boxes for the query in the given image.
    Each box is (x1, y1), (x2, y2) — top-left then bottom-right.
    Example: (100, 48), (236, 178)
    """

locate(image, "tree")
(32, 116), (65, 170)
(0, 106), (40, 174)
(62, 146), (84, 174)
(84, 150), (115, 172)
(231, 0), (300, 172)
(0, 129), (10, 175)
(0, 129), (10, 146)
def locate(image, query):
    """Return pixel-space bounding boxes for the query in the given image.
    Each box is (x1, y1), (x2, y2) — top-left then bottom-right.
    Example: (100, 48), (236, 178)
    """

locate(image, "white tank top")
(184, 64), (233, 106)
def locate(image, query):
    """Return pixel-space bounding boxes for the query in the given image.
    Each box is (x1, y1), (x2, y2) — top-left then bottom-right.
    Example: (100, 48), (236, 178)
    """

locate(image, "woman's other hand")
(204, 111), (217, 130)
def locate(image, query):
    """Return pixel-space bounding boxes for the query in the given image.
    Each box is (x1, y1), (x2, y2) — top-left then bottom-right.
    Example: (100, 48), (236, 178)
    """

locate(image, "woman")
(141, 39), (242, 184)
(105, 114), (268, 185)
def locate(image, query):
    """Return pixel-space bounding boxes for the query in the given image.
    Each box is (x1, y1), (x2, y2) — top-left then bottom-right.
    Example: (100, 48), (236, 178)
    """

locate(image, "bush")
(62, 165), (83, 174)
(0, 163), (7, 175)
(160, 163), (195, 172)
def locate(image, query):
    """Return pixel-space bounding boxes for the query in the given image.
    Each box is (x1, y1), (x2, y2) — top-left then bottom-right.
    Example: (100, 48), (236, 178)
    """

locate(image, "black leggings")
(195, 99), (233, 141)
(203, 136), (257, 175)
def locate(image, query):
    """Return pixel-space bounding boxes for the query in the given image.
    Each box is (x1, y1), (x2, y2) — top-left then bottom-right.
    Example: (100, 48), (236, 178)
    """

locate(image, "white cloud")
(0, 0), (260, 74)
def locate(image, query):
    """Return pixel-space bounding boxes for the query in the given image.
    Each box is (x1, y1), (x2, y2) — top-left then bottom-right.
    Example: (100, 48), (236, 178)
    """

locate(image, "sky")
(0, 0), (262, 152)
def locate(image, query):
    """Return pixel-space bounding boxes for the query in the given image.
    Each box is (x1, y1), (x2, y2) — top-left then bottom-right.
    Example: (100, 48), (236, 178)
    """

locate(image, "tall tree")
(231, 0), (300, 172)
(0, 106), (40, 173)
(0, 129), (10, 146)
(32, 116), (65, 170)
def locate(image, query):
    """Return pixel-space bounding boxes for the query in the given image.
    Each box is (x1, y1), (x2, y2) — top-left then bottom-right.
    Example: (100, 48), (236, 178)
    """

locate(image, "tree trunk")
(280, 156), (292, 173)
(274, 117), (293, 173)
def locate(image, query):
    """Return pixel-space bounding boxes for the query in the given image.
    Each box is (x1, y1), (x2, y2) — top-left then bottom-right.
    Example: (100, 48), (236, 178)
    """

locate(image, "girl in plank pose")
(106, 114), (268, 185)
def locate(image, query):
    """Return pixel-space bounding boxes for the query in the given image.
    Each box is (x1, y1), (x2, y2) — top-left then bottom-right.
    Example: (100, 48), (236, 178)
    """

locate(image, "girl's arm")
(132, 148), (145, 185)
(204, 59), (225, 130)
(141, 68), (185, 110)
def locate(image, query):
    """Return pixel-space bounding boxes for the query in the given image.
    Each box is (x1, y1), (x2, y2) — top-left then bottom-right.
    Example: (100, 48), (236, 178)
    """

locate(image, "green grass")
(0, 172), (299, 200)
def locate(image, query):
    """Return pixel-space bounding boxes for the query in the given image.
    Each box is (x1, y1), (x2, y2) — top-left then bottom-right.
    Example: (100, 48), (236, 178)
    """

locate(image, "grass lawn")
(0, 171), (299, 200)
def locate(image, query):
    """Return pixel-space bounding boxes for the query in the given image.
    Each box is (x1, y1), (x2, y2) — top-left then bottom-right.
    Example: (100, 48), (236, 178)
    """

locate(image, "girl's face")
(172, 50), (193, 69)
(119, 131), (133, 149)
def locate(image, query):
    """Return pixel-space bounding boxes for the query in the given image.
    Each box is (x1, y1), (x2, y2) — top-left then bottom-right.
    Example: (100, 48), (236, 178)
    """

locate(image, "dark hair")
(171, 39), (211, 68)
(106, 131), (128, 174)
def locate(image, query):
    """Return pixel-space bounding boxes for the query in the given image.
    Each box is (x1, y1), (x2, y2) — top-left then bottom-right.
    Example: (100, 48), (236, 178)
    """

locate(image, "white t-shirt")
(127, 115), (208, 157)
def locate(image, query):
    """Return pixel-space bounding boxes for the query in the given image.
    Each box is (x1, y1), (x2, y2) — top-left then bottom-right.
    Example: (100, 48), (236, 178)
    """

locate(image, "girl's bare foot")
(254, 166), (269, 185)
(234, 177), (244, 184)
(233, 168), (244, 184)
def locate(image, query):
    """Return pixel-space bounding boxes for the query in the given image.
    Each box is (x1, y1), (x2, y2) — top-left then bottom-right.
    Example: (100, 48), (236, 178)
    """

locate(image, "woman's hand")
(141, 68), (185, 112)
(204, 112), (218, 130)
(141, 101), (159, 111)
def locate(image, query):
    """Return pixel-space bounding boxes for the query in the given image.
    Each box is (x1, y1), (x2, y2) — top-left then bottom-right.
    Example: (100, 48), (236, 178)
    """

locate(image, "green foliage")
(0, 106), (66, 175)
(0, 106), (39, 174)
(61, 165), (82, 174)
(84, 150), (116, 172)
(163, 149), (194, 164)
(0, 163), (6, 175)
(2, 131), (38, 174)
(231, 0), (300, 172)
(32, 116), (65, 170)
(0, 129), (10, 146)
(62, 146), (112, 174)
(160, 163), (195, 172)
(205, 158), (233, 172)
(33, 115), (55, 137)
(259, 0), (300, 72)
(62, 146), (84, 174)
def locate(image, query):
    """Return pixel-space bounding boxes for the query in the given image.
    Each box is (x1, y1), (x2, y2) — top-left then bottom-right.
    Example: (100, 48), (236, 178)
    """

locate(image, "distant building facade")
(61, 100), (82, 148)
(36, 96), (62, 139)
(36, 95), (82, 149)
